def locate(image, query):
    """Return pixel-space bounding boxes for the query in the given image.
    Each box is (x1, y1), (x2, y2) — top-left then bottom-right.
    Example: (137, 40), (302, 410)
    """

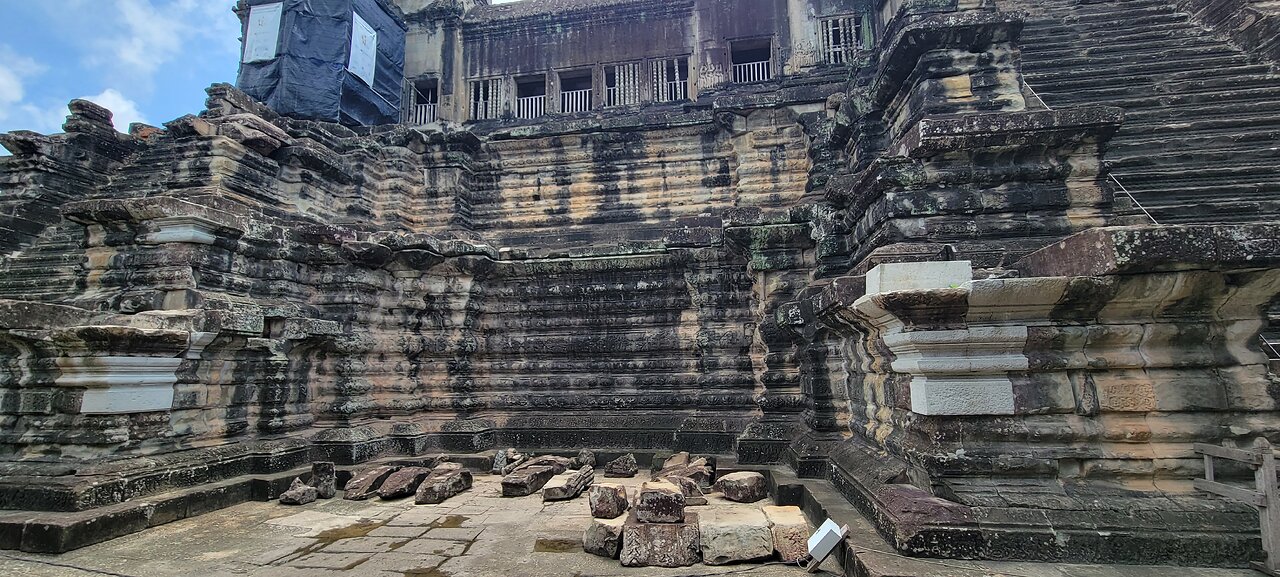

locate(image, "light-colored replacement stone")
(699, 507), (773, 565)
(761, 505), (808, 562)
(881, 327), (1026, 416)
(56, 356), (181, 414)
(583, 515), (626, 559)
(864, 260), (972, 294)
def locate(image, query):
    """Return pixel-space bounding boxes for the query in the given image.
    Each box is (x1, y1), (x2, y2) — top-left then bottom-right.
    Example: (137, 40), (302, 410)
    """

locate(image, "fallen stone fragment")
(378, 466), (433, 500)
(574, 448), (596, 468)
(604, 453), (639, 478)
(699, 508), (773, 565)
(656, 457), (713, 487)
(662, 451), (690, 470)
(543, 465), (594, 501)
(344, 465), (401, 500)
(636, 480), (685, 523)
(512, 455), (573, 475)
(500, 449), (528, 475)
(502, 465), (556, 497)
(714, 471), (768, 503)
(663, 475), (706, 506)
(491, 450), (508, 475)
(583, 515), (626, 559)
(311, 461), (336, 499)
(416, 467), (473, 505)
(589, 483), (629, 519)
(280, 477), (318, 505)
(762, 505), (809, 562)
(620, 510), (701, 567)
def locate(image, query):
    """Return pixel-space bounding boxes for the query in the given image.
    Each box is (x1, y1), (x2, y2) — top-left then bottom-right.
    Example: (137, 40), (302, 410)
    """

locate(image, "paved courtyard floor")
(0, 475), (817, 577)
(0, 472), (1262, 577)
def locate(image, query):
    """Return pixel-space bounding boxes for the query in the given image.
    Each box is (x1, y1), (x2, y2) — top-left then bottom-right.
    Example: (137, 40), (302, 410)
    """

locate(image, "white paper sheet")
(242, 2), (283, 63)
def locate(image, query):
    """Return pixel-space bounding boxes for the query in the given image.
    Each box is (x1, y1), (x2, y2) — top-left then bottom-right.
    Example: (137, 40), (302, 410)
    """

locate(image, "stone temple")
(1, 0), (1279, 573)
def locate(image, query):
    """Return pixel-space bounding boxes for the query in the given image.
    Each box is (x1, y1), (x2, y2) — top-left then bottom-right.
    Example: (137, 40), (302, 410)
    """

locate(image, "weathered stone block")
(583, 515), (626, 559)
(620, 510), (701, 568)
(589, 483), (629, 519)
(377, 467), (432, 500)
(762, 505), (808, 562)
(636, 480), (685, 523)
(502, 465), (556, 497)
(543, 466), (594, 501)
(343, 465), (400, 501)
(311, 462), (336, 499)
(714, 472), (768, 503)
(279, 478), (317, 506)
(415, 467), (473, 505)
(699, 508), (773, 565)
(512, 455), (573, 475)
(604, 453), (639, 478)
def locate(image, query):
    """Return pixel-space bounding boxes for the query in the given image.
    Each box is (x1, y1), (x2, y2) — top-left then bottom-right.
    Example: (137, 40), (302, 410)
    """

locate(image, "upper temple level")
(397, 0), (873, 124)
(233, 0), (876, 126)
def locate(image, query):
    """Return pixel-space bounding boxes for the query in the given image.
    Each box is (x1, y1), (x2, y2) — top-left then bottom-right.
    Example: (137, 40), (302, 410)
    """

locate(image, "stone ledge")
(1014, 223), (1280, 277)
(822, 441), (1262, 566)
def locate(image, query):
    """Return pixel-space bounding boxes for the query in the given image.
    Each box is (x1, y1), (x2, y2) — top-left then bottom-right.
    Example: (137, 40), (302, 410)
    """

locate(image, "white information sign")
(348, 12), (377, 86)
(242, 2), (283, 63)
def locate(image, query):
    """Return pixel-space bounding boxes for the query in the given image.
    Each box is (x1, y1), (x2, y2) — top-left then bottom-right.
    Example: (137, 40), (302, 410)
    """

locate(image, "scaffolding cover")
(235, 0), (405, 126)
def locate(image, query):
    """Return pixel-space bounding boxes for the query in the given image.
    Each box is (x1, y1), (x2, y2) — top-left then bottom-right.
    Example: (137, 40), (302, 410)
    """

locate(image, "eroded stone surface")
(377, 467), (432, 500)
(714, 472), (768, 504)
(636, 480), (685, 523)
(604, 454), (639, 478)
(543, 466), (594, 501)
(620, 510), (701, 568)
(588, 483), (628, 519)
(502, 465), (556, 497)
(761, 505), (808, 563)
(699, 508), (773, 565)
(279, 478), (317, 506)
(582, 516), (626, 559)
(415, 467), (473, 505)
(311, 462), (336, 500)
(344, 466), (400, 501)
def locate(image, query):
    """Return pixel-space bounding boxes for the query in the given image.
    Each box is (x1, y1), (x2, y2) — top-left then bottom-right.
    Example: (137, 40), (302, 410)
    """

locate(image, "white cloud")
(0, 46), (46, 124)
(80, 88), (147, 132)
(83, 0), (240, 94)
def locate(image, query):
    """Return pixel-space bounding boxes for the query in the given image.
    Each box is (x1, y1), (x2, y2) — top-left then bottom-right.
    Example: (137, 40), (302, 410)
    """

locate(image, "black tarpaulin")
(236, 0), (405, 126)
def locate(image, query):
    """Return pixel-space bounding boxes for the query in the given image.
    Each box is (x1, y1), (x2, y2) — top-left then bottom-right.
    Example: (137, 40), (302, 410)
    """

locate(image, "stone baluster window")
(605, 62), (642, 107)
(469, 78), (506, 120)
(819, 14), (868, 64)
(653, 57), (689, 102)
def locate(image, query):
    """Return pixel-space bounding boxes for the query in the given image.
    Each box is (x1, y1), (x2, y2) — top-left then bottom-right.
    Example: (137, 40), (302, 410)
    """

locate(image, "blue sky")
(0, 0), (241, 136)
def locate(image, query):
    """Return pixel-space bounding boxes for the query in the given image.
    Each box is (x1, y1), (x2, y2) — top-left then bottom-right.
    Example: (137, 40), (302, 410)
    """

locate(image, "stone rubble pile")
(302, 461), (474, 505)
(582, 466), (807, 568)
(279, 461), (337, 506)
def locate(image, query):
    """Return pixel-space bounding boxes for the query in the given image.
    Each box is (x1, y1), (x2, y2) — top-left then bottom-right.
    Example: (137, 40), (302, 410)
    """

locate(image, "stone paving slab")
(0, 473), (1261, 577)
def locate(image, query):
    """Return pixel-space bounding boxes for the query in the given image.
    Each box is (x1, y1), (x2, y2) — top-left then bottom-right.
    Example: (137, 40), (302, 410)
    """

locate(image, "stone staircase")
(1003, 0), (1280, 224)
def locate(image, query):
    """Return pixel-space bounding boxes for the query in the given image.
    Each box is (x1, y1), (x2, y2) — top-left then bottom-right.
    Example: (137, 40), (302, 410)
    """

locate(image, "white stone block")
(910, 376), (1015, 416)
(55, 356), (181, 414)
(864, 261), (972, 294)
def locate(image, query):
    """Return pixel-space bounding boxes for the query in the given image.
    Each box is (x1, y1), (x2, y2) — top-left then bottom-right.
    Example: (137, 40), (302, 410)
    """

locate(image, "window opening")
(470, 77), (506, 120)
(731, 39), (773, 83)
(605, 62), (642, 107)
(820, 15), (869, 64)
(404, 78), (439, 125)
(653, 57), (689, 102)
(559, 71), (593, 113)
(516, 75), (547, 119)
